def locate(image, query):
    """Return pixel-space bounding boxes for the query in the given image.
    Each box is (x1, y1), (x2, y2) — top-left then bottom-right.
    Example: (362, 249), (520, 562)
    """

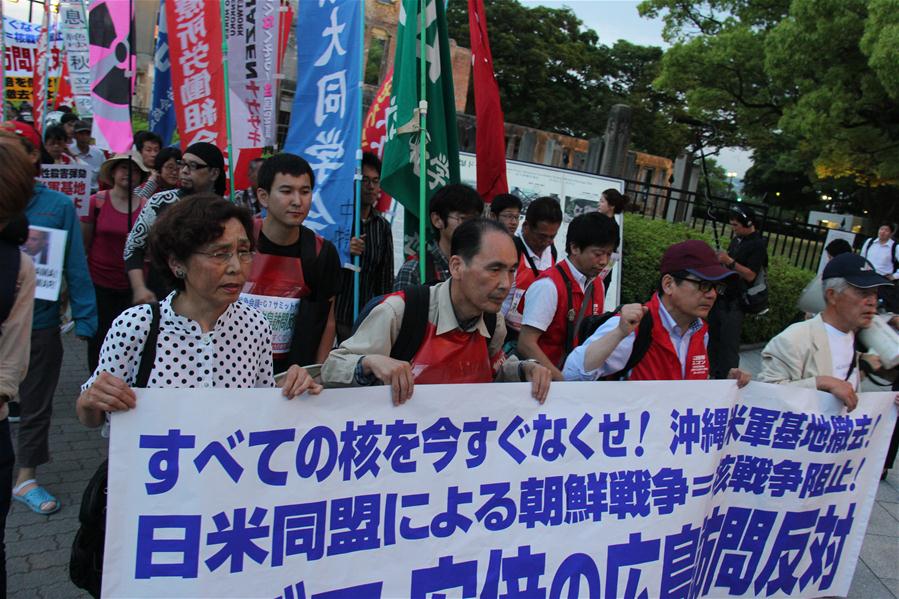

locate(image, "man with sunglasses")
(563, 240), (751, 385)
(124, 142), (227, 304)
(708, 205), (768, 379)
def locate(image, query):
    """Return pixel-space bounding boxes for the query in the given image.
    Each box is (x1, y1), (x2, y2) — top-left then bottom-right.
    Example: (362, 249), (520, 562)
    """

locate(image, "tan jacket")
(0, 253), (35, 420)
(322, 279), (521, 386)
(758, 314), (857, 390)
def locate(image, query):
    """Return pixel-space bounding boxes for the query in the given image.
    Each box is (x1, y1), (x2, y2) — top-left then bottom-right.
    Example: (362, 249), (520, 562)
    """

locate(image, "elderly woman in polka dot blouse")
(76, 194), (321, 427)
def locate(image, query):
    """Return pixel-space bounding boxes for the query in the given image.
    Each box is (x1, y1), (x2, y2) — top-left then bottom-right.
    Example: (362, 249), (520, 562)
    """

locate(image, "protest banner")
(20, 225), (67, 301)
(59, 0), (91, 116)
(284, 0), (362, 267)
(103, 381), (896, 598)
(2, 16), (62, 107)
(39, 164), (91, 217)
(165, 0), (227, 150)
(148, 0), (175, 146)
(225, 0), (280, 149)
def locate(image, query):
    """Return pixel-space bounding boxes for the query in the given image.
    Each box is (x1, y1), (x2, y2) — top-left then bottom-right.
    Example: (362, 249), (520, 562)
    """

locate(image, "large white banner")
(104, 382), (896, 598)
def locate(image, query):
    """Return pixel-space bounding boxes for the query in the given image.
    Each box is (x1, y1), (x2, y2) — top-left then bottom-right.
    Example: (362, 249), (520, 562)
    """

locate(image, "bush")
(619, 214), (815, 345)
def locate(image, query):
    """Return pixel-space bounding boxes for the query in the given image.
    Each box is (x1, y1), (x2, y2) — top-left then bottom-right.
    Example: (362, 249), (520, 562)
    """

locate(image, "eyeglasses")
(195, 249), (255, 265)
(673, 275), (726, 294)
(497, 211), (520, 223)
(177, 160), (210, 172)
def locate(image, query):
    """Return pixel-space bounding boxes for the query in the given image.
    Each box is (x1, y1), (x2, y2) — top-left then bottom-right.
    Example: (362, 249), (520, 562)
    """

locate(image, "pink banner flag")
(88, 0), (134, 152)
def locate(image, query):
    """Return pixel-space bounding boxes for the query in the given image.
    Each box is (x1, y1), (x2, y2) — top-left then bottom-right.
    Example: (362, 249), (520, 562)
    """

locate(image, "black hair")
(825, 238), (853, 258)
(57, 105), (73, 114)
(451, 217), (512, 263)
(361, 151), (381, 173)
(149, 193), (254, 291)
(154, 146), (182, 171)
(43, 125), (67, 143)
(729, 205), (757, 228)
(257, 153), (315, 193)
(60, 112), (79, 125)
(134, 130), (162, 151)
(879, 222), (897, 234)
(489, 193), (522, 216)
(524, 196), (563, 226)
(429, 184), (484, 229)
(565, 212), (620, 254)
(601, 188), (629, 214)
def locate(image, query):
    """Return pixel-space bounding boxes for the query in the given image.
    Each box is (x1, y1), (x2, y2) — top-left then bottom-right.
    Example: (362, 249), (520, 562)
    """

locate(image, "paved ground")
(5, 337), (899, 598)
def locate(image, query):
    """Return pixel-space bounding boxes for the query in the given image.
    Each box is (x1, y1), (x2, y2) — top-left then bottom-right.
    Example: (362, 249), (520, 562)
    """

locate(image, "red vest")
(507, 249), (556, 330)
(628, 293), (710, 381)
(410, 322), (504, 384)
(533, 261), (605, 368)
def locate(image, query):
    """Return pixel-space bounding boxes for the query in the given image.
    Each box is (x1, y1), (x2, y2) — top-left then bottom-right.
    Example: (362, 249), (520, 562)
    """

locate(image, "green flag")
(380, 0), (460, 257)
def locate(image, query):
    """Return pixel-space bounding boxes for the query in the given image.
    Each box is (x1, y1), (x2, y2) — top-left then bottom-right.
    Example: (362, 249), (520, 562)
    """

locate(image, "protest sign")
(20, 225), (67, 301)
(2, 15), (62, 105)
(39, 164), (91, 217)
(104, 381), (895, 598)
(59, 0), (92, 116)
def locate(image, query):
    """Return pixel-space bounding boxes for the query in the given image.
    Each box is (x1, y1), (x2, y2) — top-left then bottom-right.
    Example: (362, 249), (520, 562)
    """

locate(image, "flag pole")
(417, 0), (428, 283)
(219, 0), (236, 203)
(352, 0), (365, 321)
(40, 6), (50, 134)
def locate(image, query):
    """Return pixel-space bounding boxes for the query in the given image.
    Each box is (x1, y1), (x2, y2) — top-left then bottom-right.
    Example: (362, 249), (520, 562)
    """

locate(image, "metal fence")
(624, 179), (832, 272)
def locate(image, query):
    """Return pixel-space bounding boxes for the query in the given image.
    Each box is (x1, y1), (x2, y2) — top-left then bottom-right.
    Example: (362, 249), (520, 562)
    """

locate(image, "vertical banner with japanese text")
(361, 67), (393, 213)
(283, 0), (361, 267)
(88, 0), (134, 152)
(148, 0), (175, 146)
(225, 0), (279, 149)
(32, 5), (51, 133)
(102, 382), (896, 597)
(164, 0), (227, 149)
(59, 0), (91, 116)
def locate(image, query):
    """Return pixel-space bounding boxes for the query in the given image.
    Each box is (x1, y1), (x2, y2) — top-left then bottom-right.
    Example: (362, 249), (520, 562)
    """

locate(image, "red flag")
(54, 59), (75, 110)
(361, 68), (394, 213)
(32, 4), (50, 134)
(468, 0), (508, 202)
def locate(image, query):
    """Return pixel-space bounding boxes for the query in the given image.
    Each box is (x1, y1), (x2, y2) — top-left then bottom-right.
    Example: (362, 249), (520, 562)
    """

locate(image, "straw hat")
(99, 151), (149, 187)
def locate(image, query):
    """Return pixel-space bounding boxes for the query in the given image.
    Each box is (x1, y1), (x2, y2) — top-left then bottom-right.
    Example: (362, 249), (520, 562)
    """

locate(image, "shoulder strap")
(550, 244), (558, 262)
(515, 237), (541, 278)
(134, 303), (160, 388)
(555, 264), (575, 356)
(606, 311), (654, 381)
(862, 238), (872, 257)
(298, 226), (322, 284)
(892, 240), (899, 271)
(0, 242), (22, 330)
(391, 285), (431, 362)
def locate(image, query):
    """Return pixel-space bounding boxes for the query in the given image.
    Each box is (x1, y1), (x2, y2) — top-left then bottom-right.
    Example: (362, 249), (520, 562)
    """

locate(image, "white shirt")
(862, 238), (899, 278)
(521, 257), (587, 332)
(69, 141), (106, 192)
(563, 298), (708, 380)
(823, 322), (859, 390)
(502, 236), (555, 323)
(82, 292), (275, 391)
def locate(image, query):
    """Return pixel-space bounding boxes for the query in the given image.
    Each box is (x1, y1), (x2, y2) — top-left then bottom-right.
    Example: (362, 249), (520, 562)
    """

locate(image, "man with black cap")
(68, 120), (106, 193)
(124, 142), (226, 304)
(759, 253), (894, 411)
(708, 205), (768, 379)
(564, 239), (751, 384)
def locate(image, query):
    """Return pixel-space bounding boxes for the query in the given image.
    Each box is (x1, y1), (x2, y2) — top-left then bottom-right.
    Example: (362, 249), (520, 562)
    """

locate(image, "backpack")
(513, 236), (557, 278)
(70, 303), (160, 598)
(576, 306), (655, 381)
(352, 285), (497, 362)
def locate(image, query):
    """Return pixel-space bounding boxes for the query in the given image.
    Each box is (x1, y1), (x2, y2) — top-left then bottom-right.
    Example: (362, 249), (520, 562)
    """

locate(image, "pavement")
(4, 336), (898, 598)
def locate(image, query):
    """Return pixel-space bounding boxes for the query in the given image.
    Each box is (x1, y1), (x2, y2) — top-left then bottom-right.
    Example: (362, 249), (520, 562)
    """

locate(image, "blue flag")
(283, 0), (362, 266)
(147, 0), (175, 146)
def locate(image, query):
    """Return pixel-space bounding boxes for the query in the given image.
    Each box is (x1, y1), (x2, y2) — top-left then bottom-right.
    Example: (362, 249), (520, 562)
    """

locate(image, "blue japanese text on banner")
(101, 381), (897, 598)
(282, 0), (361, 266)
(148, 0), (175, 146)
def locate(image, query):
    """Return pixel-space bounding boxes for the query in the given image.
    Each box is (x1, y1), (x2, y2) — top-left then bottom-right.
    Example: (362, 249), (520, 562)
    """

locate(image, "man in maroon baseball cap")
(563, 239), (751, 384)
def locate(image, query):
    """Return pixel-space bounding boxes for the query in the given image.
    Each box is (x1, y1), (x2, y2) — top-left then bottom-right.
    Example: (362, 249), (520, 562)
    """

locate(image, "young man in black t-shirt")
(243, 153), (340, 372)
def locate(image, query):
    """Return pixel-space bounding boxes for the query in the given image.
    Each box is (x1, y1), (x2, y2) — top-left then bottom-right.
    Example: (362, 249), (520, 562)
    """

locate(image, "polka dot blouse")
(81, 292), (275, 391)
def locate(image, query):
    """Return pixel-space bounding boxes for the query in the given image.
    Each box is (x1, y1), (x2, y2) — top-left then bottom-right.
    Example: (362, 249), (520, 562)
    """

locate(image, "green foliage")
(620, 213), (815, 345)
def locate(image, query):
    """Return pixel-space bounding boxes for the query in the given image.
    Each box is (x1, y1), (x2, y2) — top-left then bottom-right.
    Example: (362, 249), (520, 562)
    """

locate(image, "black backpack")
(352, 284), (497, 362)
(576, 305), (655, 381)
(70, 303), (160, 598)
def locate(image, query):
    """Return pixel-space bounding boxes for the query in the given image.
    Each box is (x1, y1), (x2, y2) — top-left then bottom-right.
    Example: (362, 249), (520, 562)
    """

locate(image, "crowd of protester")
(0, 111), (897, 597)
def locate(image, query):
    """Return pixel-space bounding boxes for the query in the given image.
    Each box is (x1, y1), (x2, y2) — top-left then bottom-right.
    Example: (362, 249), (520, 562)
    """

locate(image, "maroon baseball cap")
(660, 240), (736, 281)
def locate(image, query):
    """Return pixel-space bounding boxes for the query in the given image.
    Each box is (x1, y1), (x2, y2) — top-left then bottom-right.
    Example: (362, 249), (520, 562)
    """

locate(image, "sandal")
(12, 479), (61, 515)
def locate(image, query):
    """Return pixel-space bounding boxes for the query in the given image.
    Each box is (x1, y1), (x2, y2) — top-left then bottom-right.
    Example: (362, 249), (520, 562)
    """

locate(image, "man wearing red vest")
(563, 239), (751, 385)
(321, 218), (551, 405)
(518, 212), (618, 380)
(502, 196), (562, 337)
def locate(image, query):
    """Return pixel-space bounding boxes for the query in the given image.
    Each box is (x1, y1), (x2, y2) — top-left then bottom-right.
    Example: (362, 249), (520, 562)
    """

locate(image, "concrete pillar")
(599, 104), (632, 179)
(517, 130), (537, 162)
(542, 139), (557, 165)
(666, 152), (694, 223)
(586, 137), (603, 174)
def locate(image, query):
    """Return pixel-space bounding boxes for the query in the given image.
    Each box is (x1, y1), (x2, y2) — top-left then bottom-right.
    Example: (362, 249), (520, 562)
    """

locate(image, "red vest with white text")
(531, 260), (605, 368)
(628, 293), (710, 380)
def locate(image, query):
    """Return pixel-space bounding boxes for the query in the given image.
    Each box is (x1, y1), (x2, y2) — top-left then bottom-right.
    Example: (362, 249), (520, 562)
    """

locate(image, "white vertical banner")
(224, 0), (279, 149)
(59, 0), (91, 116)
